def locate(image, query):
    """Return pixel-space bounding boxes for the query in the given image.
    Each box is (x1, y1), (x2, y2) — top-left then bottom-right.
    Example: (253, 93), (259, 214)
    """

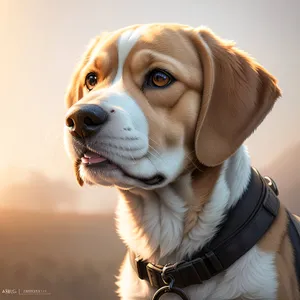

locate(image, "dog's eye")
(144, 69), (175, 89)
(85, 72), (98, 91)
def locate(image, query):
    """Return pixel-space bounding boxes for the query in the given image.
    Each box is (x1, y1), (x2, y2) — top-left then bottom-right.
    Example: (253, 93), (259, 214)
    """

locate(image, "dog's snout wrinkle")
(65, 104), (108, 138)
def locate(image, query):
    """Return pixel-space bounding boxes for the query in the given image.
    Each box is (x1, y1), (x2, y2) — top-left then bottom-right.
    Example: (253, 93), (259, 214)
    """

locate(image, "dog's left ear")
(65, 34), (110, 186)
(191, 28), (281, 167)
(74, 160), (84, 186)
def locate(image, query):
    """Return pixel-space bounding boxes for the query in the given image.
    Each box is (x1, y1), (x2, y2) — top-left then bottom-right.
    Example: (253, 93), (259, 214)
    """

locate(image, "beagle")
(64, 23), (299, 299)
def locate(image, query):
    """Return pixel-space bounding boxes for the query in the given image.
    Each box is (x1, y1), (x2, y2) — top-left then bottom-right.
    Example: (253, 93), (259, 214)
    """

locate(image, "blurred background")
(0, 0), (299, 299)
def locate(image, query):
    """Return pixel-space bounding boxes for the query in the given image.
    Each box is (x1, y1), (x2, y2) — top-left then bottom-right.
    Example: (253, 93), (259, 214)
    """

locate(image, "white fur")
(112, 26), (147, 84)
(96, 27), (149, 144)
(116, 146), (278, 300)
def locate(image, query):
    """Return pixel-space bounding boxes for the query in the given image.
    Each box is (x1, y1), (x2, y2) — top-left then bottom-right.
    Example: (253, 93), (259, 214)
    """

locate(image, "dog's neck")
(116, 145), (251, 264)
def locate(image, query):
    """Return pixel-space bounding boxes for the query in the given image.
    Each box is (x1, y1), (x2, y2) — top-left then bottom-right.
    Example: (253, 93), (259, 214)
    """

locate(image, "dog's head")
(64, 24), (281, 190)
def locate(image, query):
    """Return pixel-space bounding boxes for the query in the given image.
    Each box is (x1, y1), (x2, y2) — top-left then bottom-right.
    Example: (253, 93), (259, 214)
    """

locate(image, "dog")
(64, 24), (300, 299)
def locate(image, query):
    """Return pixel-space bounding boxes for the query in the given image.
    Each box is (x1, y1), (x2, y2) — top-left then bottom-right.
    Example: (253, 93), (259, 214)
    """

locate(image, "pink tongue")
(81, 151), (107, 164)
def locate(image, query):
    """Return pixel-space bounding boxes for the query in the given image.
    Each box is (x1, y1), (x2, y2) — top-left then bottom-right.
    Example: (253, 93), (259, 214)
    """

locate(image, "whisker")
(183, 150), (203, 173)
(148, 150), (161, 161)
(73, 138), (85, 148)
(148, 144), (160, 156)
(127, 144), (137, 164)
(148, 137), (161, 148)
(146, 142), (162, 161)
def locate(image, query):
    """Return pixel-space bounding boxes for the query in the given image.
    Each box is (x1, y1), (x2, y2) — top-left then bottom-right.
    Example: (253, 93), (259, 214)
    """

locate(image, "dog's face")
(64, 24), (281, 190)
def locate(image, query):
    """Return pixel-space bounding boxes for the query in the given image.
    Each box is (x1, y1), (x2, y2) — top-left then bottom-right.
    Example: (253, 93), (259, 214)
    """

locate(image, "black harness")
(130, 168), (300, 299)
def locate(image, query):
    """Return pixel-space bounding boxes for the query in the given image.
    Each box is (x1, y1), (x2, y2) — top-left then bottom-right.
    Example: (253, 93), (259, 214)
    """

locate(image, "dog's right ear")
(65, 34), (109, 109)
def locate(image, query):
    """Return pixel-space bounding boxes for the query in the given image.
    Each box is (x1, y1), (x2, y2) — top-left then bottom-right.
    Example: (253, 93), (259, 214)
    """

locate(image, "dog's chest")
(116, 150), (278, 299)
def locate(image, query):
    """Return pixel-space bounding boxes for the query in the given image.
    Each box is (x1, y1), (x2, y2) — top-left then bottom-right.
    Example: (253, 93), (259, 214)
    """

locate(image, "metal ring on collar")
(152, 285), (190, 300)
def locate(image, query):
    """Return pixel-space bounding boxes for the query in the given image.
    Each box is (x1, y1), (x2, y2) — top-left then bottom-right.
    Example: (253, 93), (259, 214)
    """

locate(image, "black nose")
(65, 104), (108, 138)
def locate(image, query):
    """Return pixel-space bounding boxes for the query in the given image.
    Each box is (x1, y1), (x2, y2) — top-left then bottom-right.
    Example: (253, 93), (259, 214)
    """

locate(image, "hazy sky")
(0, 0), (299, 212)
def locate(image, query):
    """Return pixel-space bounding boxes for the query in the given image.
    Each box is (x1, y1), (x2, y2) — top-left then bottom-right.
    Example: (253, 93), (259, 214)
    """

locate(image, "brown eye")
(145, 69), (175, 89)
(85, 72), (98, 91)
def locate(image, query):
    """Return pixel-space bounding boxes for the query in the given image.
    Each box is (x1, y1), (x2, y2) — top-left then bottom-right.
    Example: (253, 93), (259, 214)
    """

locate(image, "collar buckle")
(146, 263), (164, 288)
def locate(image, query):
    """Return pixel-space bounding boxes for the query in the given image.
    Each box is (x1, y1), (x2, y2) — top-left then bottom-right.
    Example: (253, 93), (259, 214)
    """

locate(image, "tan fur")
(258, 204), (287, 252)
(190, 28), (281, 167)
(122, 26), (203, 168)
(65, 24), (297, 298)
(276, 234), (300, 299)
(184, 165), (222, 234)
(65, 24), (142, 108)
(258, 205), (300, 299)
(65, 35), (103, 109)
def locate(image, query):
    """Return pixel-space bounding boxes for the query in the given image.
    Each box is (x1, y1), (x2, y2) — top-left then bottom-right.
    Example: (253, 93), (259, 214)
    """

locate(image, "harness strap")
(130, 168), (280, 289)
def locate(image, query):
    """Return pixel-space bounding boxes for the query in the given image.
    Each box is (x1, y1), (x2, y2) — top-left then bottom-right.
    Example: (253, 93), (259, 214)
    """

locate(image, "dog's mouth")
(81, 150), (165, 186)
(81, 151), (110, 165)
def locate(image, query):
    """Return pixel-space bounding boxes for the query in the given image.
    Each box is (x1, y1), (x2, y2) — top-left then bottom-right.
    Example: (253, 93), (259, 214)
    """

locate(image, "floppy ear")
(74, 159), (84, 186)
(192, 28), (281, 167)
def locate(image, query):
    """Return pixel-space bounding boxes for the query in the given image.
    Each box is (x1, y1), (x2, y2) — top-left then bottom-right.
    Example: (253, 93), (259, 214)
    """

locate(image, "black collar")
(130, 167), (280, 289)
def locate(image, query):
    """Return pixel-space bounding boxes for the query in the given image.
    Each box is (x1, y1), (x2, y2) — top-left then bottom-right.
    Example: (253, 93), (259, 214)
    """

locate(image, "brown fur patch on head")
(65, 24), (143, 109)
(118, 25), (204, 177)
(189, 28), (281, 167)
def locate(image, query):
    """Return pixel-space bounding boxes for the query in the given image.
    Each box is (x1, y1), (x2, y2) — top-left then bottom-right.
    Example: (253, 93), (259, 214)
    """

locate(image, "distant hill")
(0, 210), (125, 300)
(261, 142), (300, 215)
